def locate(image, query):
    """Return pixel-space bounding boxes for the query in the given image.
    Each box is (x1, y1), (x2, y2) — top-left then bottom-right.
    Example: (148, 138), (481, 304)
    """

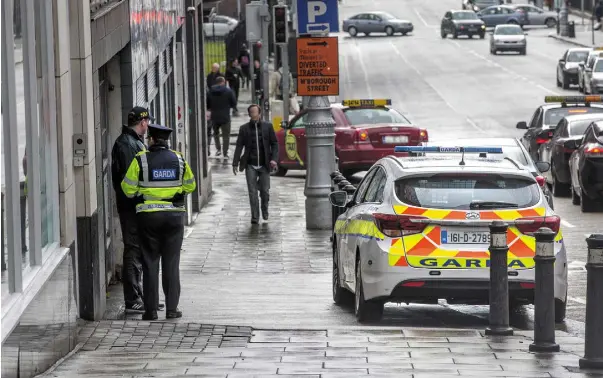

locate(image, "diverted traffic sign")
(296, 37), (339, 96)
(297, 0), (339, 34)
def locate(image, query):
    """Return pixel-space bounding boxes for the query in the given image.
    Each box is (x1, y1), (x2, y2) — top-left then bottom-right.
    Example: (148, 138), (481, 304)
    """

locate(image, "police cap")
(147, 124), (173, 140)
(127, 106), (155, 125)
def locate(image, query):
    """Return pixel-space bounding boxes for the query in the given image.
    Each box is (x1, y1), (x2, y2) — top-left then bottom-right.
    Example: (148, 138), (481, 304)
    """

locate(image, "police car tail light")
(515, 215), (560, 235)
(373, 214), (427, 237)
(354, 129), (370, 144)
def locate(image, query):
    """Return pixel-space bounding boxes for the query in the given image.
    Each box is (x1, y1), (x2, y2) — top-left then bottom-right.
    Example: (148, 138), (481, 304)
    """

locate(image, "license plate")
(441, 230), (490, 244)
(383, 135), (408, 144)
(468, 27), (477, 31)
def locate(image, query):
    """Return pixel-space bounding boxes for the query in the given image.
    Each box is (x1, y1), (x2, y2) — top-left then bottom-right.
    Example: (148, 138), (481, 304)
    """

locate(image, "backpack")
(241, 55), (249, 66)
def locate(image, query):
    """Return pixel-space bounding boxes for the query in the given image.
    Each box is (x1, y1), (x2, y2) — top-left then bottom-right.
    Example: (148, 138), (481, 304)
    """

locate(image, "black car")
(569, 121), (603, 212)
(441, 10), (486, 39)
(516, 96), (603, 161)
(539, 113), (603, 198)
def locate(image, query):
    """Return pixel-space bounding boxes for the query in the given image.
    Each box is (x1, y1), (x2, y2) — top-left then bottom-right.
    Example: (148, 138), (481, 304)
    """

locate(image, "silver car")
(342, 11), (414, 37)
(330, 146), (568, 323)
(578, 50), (603, 92)
(463, 0), (502, 12)
(584, 57), (603, 94)
(557, 48), (592, 89)
(509, 4), (558, 28)
(490, 24), (527, 55)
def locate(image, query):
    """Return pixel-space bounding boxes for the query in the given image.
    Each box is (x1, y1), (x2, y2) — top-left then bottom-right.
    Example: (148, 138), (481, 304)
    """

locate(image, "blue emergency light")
(394, 146), (504, 154)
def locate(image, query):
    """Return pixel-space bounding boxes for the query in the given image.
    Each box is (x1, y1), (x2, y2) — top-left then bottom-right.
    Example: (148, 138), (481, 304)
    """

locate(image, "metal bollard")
(330, 171), (345, 230)
(579, 234), (603, 370)
(485, 221), (514, 336)
(529, 227), (559, 352)
(343, 184), (356, 196)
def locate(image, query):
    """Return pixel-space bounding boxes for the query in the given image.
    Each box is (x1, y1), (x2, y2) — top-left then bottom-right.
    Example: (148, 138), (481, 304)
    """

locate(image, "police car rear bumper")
(360, 243), (567, 305)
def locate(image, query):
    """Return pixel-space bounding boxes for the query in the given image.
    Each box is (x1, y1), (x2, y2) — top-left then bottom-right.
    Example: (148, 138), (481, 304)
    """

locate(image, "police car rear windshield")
(343, 108), (410, 126)
(394, 174), (540, 210)
(545, 107), (603, 125)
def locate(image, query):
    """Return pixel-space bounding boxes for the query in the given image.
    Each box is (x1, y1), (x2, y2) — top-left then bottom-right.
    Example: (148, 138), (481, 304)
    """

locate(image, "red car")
(275, 99), (428, 176)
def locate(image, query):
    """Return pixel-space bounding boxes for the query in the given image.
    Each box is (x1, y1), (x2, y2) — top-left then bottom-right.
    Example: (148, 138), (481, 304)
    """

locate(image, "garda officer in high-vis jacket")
(121, 124), (196, 320)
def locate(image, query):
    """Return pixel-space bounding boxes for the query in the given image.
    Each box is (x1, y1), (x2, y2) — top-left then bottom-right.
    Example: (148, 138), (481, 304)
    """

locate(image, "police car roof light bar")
(544, 95), (603, 104)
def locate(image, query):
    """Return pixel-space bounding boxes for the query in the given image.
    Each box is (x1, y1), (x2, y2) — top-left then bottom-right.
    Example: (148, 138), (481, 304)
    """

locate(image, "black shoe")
(216, 150), (222, 156)
(142, 311), (158, 320)
(251, 219), (259, 224)
(166, 309), (182, 319)
(125, 302), (145, 314)
(158, 303), (165, 310)
(223, 153), (229, 159)
(262, 211), (268, 221)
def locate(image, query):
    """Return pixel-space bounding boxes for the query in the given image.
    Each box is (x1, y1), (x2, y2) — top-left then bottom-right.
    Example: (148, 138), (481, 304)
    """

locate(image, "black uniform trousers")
(118, 209), (144, 307)
(137, 211), (185, 312)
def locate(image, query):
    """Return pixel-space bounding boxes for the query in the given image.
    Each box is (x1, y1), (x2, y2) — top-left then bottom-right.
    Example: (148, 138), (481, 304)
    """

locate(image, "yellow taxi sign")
(544, 95), (603, 104)
(342, 99), (392, 107)
(594, 47), (603, 50)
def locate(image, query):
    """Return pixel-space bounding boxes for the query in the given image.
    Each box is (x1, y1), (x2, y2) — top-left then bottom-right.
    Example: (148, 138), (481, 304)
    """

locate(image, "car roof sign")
(341, 99), (391, 107)
(394, 146), (504, 154)
(544, 95), (603, 104)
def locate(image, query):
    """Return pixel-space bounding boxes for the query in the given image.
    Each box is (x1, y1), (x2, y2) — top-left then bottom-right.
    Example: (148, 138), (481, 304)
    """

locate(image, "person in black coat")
(110, 106), (164, 313)
(238, 44), (251, 89)
(225, 59), (242, 115)
(207, 77), (237, 157)
(232, 104), (279, 224)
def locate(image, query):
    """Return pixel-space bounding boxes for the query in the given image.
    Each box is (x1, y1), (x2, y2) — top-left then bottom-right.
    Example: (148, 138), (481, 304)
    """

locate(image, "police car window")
(452, 12), (478, 20)
(567, 51), (589, 62)
(545, 107), (603, 125)
(364, 168), (386, 203)
(343, 108), (410, 126)
(528, 108), (541, 128)
(394, 174), (540, 210)
(354, 169), (377, 204)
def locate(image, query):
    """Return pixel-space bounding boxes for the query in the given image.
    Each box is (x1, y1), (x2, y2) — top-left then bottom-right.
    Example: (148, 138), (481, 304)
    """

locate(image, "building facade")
(1, 0), (214, 376)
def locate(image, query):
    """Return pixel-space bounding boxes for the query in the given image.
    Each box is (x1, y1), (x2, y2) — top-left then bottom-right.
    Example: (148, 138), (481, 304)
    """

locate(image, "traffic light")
(273, 5), (288, 44)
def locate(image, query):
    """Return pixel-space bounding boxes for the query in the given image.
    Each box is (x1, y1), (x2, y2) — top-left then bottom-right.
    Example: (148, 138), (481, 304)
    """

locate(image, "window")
(569, 120), (602, 136)
(394, 174), (541, 210)
(364, 168), (387, 203)
(452, 12), (478, 20)
(353, 169), (377, 204)
(567, 50), (590, 63)
(343, 108), (410, 126)
(545, 107), (603, 126)
(528, 108), (541, 128)
(290, 114), (307, 129)
(495, 26), (523, 35)
(595, 59), (603, 73)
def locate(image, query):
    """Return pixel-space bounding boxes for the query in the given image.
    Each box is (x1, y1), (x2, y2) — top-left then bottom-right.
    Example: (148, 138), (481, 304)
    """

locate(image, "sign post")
(296, 0), (340, 230)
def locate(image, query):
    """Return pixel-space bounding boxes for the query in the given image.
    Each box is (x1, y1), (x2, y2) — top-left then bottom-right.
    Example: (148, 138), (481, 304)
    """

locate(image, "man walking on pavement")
(111, 106), (164, 313)
(238, 44), (251, 89)
(232, 104), (279, 224)
(207, 63), (223, 89)
(207, 76), (237, 157)
(225, 59), (242, 116)
(121, 124), (196, 321)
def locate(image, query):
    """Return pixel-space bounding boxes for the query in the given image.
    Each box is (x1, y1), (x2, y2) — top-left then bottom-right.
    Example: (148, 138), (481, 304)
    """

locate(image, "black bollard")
(579, 234), (603, 370)
(343, 184), (356, 196)
(530, 227), (559, 353)
(338, 180), (351, 190)
(486, 221), (514, 336)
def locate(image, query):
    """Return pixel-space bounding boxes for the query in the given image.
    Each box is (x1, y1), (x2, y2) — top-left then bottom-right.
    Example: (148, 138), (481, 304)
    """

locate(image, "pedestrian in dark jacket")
(238, 44), (251, 89)
(207, 63), (222, 89)
(110, 106), (164, 313)
(225, 59), (242, 115)
(596, 0), (603, 23)
(232, 104), (279, 224)
(207, 77), (237, 157)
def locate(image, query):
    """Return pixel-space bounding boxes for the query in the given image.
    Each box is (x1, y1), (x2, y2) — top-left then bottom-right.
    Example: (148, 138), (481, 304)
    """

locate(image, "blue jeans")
(245, 166), (270, 221)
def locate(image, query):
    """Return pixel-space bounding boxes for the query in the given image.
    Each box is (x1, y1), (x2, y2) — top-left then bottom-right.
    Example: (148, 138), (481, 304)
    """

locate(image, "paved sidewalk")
(549, 30), (602, 47)
(39, 325), (600, 377)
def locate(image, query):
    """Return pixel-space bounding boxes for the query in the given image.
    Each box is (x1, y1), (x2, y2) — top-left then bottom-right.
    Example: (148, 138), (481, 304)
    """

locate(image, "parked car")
(342, 11), (414, 37)
(578, 49), (603, 92)
(489, 24), (527, 55)
(583, 57), (603, 94)
(477, 5), (527, 28)
(509, 4), (558, 28)
(569, 120), (603, 212)
(203, 15), (238, 38)
(557, 48), (592, 89)
(462, 0), (503, 12)
(538, 113), (603, 197)
(441, 10), (486, 39)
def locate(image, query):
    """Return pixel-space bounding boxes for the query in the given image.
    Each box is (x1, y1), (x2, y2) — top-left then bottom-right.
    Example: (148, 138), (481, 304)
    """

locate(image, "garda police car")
(330, 146), (568, 323)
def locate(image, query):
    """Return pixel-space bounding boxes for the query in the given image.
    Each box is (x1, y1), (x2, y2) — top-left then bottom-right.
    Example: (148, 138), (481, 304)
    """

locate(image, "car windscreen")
(343, 108), (411, 126)
(495, 26), (523, 35)
(545, 107), (603, 125)
(478, 0), (499, 4)
(569, 120), (602, 136)
(394, 174), (540, 210)
(452, 12), (478, 20)
(595, 60), (603, 72)
(567, 51), (590, 62)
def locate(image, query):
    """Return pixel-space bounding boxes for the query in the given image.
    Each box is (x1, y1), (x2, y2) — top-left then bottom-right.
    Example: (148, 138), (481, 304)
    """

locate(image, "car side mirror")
(559, 60), (565, 64)
(536, 161), (550, 173)
(329, 191), (348, 207)
(516, 121), (528, 130)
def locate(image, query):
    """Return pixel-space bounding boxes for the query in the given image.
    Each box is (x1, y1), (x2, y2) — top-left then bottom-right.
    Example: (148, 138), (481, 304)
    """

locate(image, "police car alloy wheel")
(332, 245), (352, 305)
(354, 262), (384, 322)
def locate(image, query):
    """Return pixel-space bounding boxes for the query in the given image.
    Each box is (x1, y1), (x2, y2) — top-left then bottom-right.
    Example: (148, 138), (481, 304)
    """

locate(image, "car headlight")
(473, 5), (479, 11)
(481, 25), (485, 29)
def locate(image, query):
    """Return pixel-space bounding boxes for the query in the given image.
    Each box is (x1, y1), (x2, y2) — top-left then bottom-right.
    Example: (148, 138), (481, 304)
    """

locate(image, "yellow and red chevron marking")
(388, 206), (553, 269)
(393, 205), (546, 220)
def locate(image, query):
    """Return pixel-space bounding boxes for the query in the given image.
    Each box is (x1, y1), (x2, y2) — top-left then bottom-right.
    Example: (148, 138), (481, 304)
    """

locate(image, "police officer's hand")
(232, 165), (238, 175)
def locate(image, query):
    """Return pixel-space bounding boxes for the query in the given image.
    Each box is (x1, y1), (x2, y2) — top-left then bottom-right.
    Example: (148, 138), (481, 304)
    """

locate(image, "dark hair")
(247, 104), (261, 115)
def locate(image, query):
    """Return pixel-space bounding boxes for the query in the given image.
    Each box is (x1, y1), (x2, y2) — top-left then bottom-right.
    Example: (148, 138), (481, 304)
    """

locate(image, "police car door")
(341, 168), (378, 283)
